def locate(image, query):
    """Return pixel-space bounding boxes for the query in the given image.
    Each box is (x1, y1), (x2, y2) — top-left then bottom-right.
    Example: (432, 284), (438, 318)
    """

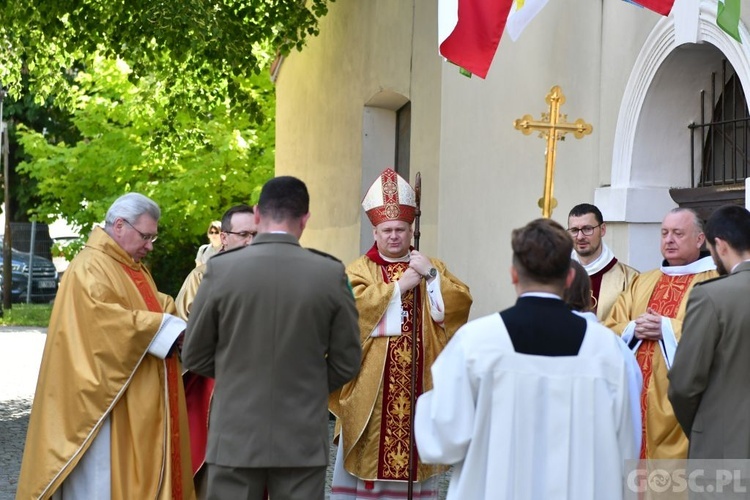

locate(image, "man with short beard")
(568, 203), (639, 320)
(669, 205), (750, 458)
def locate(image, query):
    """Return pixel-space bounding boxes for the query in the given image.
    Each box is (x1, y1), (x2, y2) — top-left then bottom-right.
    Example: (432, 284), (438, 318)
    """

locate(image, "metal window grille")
(689, 60), (750, 187)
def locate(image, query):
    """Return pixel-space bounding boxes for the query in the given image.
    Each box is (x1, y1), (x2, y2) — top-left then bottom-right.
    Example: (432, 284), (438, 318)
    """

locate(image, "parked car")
(0, 244), (59, 303)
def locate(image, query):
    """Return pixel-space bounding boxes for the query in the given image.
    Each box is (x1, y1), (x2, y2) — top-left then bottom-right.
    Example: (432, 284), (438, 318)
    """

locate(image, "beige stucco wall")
(275, 0), (443, 267)
(275, 0), (750, 319)
(437, 1), (663, 316)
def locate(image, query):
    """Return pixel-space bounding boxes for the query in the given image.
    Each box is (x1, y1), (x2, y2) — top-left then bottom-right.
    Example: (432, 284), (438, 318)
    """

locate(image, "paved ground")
(0, 328), (448, 499)
(0, 327), (46, 500)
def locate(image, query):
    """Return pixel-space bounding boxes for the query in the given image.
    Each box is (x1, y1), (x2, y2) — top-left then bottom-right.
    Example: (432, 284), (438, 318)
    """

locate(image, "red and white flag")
(625, 0), (675, 16)
(438, 0), (515, 78)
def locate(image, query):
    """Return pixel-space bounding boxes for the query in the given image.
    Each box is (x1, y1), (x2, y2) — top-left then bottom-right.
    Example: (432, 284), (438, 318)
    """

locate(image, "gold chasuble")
(605, 260), (717, 459)
(16, 227), (195, 500)
(330, 246), (472, 483)
(594, 261), (639, 322)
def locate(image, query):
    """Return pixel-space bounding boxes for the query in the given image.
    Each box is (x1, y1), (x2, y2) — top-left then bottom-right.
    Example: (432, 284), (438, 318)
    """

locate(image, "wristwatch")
(423, 267), (437, 280)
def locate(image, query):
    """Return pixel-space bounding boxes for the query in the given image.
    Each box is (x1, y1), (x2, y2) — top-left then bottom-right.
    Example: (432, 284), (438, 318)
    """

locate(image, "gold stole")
(635, 273), (694, 459)
(377, 262), (423, 481)
(121, 265), (186, 499)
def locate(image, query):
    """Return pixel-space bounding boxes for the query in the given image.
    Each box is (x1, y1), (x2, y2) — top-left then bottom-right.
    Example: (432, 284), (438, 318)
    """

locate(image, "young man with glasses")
(414, 218), (636, 500)
(567, 203), (639, 321)
(176, 203), (257, 497)
(183, 176), (361, 500)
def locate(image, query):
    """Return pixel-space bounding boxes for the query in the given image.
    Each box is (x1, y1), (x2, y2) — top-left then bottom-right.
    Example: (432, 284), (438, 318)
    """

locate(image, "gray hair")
(104, 193), (160, 227)
(668, 207), (704, 233)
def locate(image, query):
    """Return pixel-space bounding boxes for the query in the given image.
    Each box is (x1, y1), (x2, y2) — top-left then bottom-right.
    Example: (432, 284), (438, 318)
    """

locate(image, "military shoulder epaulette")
(208, 246), (243, 259)
(307, 247), (343, 263)
(695, 274), (727, 286)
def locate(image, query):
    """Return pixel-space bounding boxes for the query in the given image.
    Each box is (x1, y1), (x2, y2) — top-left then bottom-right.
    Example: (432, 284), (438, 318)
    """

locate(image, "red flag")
(628, 0), (675, 16)
(439, 0), (514, 79)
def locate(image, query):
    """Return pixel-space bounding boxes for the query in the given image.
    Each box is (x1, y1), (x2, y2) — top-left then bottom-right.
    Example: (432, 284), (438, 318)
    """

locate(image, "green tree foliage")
(17, 55), (275, 294)
(0, 0), (332, 114)
(0, 1), (330, 294)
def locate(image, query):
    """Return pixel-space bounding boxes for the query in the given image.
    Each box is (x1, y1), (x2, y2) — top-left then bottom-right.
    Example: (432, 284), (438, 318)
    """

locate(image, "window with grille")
(672, 60), (749, 221)
(689, 60), (750, 187)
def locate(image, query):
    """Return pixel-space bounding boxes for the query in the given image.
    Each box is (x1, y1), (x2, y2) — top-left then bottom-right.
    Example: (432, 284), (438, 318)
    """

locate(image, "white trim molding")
(598, 0), (750, 223)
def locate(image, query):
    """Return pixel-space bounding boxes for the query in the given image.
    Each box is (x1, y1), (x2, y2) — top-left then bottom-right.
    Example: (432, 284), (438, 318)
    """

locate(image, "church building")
(273, 0), (750, 316)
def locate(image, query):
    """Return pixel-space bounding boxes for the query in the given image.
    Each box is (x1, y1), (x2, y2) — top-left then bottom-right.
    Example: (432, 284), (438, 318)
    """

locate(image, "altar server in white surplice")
(414, 218), (637, 500)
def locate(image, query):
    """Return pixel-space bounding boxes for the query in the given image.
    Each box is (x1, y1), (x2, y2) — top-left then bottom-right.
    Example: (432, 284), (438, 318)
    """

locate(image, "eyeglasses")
(223, 230), (257, 239)
(567, 224), (602, 237)
(123, 219), (158, 243)
(208, 230), (220, 235)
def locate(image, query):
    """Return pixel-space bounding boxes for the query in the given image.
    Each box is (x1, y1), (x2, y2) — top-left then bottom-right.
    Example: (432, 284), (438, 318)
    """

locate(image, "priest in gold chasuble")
(16, 193), (195, 500)
(568, 203), (640, 321)
(330, 169), (472, 500)
(604, 208), (717, 460)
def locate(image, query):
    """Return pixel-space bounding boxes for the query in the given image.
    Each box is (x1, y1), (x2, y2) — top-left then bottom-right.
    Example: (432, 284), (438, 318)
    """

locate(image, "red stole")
(635, 273), (695, 459)
(121, 265), (185, 499)
(183, 372), (215, 475)
(589, 258), (617, 315)
(366, 244), (424, 482)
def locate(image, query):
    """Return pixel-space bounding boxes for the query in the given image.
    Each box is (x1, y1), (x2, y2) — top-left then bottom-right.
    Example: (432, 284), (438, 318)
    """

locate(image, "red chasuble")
(367, 246), (425, 482)
(635, 273), (695, 459)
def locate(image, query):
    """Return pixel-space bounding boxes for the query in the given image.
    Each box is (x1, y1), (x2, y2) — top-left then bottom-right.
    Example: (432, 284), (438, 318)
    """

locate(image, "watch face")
(429, 267), (437, 278)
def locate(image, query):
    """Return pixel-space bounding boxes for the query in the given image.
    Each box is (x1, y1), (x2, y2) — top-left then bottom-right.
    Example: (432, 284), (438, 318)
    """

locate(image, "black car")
(0, 244), (59, 302)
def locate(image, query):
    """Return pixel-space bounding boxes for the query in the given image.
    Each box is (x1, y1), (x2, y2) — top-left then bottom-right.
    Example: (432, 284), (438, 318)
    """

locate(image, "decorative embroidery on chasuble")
(381, 171), (402, 220)
(378, 261), (424, 481)
(121, 264), (184, 499)
(635, 273), (695, 459)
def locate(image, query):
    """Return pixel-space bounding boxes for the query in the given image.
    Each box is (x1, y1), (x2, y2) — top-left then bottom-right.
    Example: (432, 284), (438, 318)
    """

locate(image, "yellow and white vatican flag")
(505, 0), (550, 42)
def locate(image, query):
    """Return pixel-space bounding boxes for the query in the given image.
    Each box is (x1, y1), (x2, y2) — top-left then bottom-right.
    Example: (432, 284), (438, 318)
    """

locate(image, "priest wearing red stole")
(16, 193), (195, 499)
(604, 207), (718, 459)
(329, 168), (473, 499)
(568, 203), (639, 320)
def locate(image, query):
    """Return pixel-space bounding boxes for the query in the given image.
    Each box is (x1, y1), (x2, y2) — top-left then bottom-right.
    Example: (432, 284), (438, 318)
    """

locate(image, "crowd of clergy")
(14, 169), (750, 500)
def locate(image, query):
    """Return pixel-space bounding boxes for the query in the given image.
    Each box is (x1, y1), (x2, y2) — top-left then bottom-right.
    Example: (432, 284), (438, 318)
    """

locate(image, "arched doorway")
(596, 0), (750, 270)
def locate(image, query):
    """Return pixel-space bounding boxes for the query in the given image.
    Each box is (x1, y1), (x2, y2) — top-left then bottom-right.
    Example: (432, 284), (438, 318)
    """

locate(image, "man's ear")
(565, 266), (575, 289)
(696, 231), (706, 248)
(713, 237), (728, 257)
(300, 212), (311, 231)
(600, 222), (607, 238)
(510, 265), (519, 285)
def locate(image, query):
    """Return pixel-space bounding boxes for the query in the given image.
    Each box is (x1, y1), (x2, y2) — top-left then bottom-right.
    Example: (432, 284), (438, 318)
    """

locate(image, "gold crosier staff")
(407, 171), (421, 500)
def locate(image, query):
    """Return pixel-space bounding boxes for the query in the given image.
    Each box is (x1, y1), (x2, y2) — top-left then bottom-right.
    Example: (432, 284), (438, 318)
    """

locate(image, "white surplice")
(414, 313), (636, 500)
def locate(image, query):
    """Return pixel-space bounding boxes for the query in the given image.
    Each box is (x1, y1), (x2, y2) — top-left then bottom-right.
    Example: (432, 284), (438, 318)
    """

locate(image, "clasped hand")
(398, 250), (432, 294)
(633, 307), (663, 340)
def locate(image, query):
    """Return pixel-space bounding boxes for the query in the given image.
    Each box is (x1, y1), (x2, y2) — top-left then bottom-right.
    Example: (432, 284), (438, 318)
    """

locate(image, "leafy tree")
(17, 54), (275, 294)
(0, 1), (328, 294)
(0, 0), (332, 114)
